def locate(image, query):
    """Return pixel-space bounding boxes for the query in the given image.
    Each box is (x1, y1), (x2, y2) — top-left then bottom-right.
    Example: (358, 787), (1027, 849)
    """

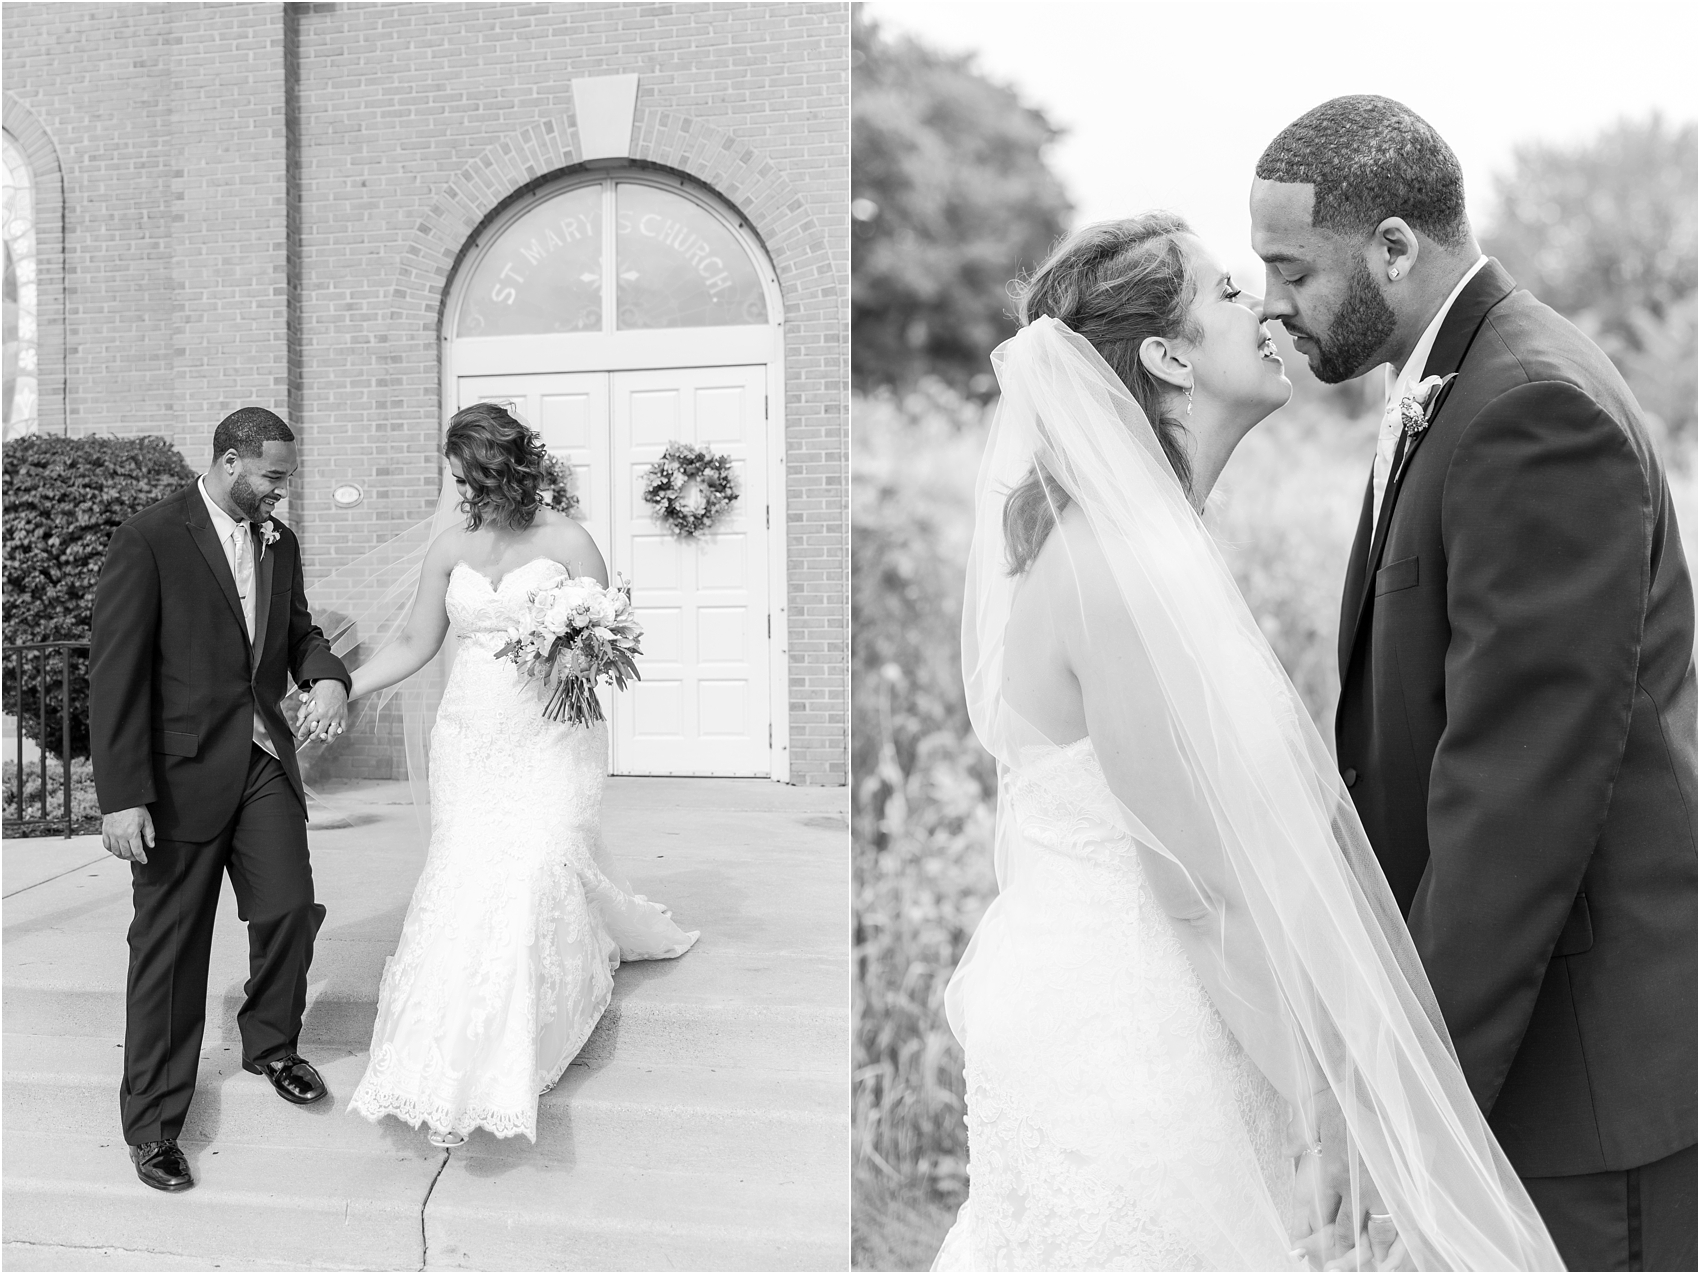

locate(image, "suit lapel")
(1337, 476), (1375, 675)
(251, 525), (274, 674)
(184, 486), (253, 656)
(1339, 259), (1517, 670)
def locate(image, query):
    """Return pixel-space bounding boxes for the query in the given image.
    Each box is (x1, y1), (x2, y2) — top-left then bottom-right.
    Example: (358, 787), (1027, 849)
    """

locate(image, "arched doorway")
(443, 168), (787, 778)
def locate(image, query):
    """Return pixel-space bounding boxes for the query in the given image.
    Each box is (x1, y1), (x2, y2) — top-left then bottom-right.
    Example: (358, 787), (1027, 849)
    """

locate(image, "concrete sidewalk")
(2, 777), (850, 1271)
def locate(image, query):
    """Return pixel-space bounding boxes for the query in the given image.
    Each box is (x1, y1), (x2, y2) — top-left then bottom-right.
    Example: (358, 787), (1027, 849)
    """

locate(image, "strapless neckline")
(451, 557), (566, 593)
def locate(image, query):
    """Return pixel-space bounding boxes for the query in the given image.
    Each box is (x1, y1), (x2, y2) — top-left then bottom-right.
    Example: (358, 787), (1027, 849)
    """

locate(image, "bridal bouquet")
(493, 574), (643, 725)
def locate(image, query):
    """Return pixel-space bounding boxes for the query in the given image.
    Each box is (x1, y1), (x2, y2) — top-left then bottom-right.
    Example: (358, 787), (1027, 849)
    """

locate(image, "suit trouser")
(119, 745), (325, 1145)
(1523, 1143), (1698, 1272)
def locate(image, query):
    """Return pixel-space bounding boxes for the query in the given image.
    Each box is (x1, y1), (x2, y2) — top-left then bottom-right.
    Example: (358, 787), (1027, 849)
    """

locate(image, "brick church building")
(2, 2), (848, 785)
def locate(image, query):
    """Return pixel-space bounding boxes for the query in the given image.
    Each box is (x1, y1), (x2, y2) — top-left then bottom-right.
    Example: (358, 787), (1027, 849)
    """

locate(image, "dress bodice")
(1002, 737), (1135, 870)
(446, 557), (569, 645)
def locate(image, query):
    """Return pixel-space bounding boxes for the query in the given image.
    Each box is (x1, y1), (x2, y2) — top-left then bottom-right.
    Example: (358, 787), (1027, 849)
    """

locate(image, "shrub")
(2, 434), (198, 758)
(2, 756), (102, 833)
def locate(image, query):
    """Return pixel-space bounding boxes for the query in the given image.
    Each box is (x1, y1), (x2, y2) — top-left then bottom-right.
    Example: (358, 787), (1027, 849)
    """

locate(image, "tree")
(852, 5), (1072, 394)
(1482, 114), (1697, 460)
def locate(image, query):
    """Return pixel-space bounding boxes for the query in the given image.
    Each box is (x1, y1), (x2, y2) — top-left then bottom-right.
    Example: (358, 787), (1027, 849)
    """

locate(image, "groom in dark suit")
(1252, 97), (1696, 1270)
(91, 407), (351, 1192)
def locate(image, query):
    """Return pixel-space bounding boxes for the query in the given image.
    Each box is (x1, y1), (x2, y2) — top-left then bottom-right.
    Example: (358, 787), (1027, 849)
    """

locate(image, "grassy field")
(850, 377), (1695, 1270)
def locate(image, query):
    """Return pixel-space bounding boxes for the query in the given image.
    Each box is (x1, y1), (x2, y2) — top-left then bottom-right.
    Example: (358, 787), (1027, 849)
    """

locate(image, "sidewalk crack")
(2, 854), (112, 899)
(419, 1148), (450, 1271)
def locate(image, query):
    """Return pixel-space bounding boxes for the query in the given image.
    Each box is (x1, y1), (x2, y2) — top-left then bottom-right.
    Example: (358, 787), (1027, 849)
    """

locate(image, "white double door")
(457, 365), (772, 777)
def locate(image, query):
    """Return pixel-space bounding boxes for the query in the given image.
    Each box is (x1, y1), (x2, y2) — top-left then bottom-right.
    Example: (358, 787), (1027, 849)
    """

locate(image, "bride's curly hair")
(1003, 213), (1201, 575)
(444, 402), (550, 532)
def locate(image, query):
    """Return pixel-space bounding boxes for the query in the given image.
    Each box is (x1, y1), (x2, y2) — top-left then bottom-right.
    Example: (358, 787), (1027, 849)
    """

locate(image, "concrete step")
(2, 1131), (436, 1269)
(1, 1240), (316, 1271)
(3, 776), (850, 1270)
(5, 1033), (841, 1174)
(3, 1127), (847, 1272)
(2, 983), (844, 1074)
(424, 1151), (847, 1271)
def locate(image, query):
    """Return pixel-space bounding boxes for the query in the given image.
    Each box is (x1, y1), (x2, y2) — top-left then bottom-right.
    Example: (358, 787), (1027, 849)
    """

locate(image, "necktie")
(230, 523), (256, 642)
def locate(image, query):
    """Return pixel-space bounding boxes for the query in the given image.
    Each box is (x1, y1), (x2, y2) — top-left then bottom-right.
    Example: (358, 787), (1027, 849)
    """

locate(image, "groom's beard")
(228, 472), (272, 522)
(1294, 257), (1397, 385)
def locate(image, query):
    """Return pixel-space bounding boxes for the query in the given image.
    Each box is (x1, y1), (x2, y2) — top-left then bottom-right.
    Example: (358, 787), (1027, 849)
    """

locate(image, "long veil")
(299, 470), (464, 833)
(950, 316), (1560, 1271)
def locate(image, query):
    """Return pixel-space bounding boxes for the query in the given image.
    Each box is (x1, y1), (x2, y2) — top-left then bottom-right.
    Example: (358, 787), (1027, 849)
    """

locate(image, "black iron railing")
(3, 641), (91, 838)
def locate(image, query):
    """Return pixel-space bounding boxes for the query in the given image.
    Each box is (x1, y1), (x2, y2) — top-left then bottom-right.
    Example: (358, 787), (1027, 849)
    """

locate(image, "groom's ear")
(1137, 335), (1192, 391)
(1371, 217), (1420, 285)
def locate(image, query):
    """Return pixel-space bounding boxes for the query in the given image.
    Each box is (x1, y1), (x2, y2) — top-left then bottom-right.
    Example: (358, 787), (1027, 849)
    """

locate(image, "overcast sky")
(863, 0), (1700, 290)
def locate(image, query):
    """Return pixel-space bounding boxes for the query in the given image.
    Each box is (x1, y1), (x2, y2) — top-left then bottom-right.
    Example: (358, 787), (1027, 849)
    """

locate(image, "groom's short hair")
(1257, 96), (1470, 247)
(213, 407), (295, 458)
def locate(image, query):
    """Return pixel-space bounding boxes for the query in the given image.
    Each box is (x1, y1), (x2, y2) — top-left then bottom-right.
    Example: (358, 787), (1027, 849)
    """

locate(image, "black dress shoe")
(242, 1052), (328, 1104)
(130, 1139), (194, 1192)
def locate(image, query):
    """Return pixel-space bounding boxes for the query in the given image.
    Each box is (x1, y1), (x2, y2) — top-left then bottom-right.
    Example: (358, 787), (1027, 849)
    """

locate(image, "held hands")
(102, 806), (155, 865)
(294, 679), (349, 744)
(1288, 1091), (1414, 1271)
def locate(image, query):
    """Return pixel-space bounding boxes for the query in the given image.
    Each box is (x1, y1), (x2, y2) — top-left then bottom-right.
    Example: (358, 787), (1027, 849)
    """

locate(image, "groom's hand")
(295, 679), (349, 743)
(103, 806), (155, 865)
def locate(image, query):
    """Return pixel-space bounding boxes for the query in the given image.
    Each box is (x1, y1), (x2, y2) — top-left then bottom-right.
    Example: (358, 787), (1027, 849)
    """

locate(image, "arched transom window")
(454, 174), (772, 340)
(2, 130), (37, 438)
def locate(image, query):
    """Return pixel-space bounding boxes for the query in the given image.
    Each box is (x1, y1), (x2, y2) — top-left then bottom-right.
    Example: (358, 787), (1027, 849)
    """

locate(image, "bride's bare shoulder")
(423, 522), (472, 574)
(534, 510), (608, 583)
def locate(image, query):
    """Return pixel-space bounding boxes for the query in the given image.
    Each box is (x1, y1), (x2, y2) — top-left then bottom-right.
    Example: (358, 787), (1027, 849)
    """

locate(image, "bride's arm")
(346, 533), (457, 701)
(1053, 525), (1327, 1113)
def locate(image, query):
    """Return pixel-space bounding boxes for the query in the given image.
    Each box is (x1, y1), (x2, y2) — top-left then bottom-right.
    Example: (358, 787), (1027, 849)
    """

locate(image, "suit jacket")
(1335, 258), (1698, 1177)
(90, 483), (350, 841)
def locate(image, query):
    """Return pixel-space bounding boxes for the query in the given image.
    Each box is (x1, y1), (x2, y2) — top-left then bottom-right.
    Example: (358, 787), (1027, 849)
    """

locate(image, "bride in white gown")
(333, 403), (697, 1146)
(934, 216), (1560, 1271)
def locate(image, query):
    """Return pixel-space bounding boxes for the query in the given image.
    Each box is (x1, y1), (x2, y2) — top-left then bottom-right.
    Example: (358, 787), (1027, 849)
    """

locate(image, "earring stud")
(1388, 267), (1401, 280)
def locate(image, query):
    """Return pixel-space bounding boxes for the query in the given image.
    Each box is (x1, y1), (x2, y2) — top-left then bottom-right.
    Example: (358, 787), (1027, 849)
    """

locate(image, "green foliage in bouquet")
(2, 434), (197, 758)
(494, 576), (643, 725)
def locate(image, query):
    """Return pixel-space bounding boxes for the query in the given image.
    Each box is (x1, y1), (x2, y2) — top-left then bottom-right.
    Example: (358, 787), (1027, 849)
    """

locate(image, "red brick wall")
(2, 1), (848, 784)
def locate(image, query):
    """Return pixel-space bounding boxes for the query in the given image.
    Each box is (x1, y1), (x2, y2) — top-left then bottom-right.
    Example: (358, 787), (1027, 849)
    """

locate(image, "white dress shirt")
(1371, 254), (1490, 536)
(198, 476), (278, 759)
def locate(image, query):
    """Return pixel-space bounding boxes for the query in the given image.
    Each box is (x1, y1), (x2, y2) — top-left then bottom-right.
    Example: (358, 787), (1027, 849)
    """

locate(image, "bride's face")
(1174, 235), (1292, 426)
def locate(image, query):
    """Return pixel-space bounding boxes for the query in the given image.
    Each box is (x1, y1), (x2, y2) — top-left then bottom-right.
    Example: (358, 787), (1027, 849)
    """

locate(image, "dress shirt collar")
(1385, 254), (1489, 406)
(197, 474), (249, 543)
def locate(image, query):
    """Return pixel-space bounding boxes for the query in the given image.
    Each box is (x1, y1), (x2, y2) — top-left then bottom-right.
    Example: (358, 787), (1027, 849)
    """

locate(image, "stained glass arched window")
(3, 130), (38, 438)
(455, 175), (770, 340)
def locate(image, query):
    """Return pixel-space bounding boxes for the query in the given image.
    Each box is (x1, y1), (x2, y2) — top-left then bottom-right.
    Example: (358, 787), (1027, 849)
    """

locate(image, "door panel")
(611, 365), (769, 776)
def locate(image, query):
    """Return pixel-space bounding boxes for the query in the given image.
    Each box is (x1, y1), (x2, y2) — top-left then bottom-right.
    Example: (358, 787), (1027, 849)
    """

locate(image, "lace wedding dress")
(932, 738), (1300, 1272)
(347, 556), (698, 1141)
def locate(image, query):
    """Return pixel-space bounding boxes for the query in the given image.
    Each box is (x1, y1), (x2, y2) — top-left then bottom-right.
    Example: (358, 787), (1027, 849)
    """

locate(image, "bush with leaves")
(3, 757), (101, 834)
(2, 434), (197, 758)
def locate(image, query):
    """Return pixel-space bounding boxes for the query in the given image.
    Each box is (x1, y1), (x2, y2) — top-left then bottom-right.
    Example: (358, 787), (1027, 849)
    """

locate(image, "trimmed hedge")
(2, 434), (197, 758)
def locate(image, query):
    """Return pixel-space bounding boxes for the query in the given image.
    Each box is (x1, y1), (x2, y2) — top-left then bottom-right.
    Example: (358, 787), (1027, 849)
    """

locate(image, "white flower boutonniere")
(259, 519), (281, 559)
(1399, 373), (1457, 440)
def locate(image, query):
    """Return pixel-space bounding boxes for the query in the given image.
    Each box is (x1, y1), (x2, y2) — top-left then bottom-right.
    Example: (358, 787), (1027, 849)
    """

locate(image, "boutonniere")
(1399, 373), (1457, 440)
(259, 519), (280, 559)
